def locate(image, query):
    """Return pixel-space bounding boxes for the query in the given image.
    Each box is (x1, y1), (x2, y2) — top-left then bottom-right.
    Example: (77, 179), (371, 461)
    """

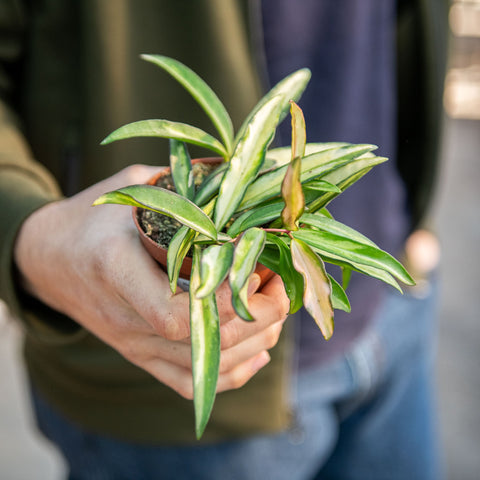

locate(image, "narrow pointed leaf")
(306, 155), (388, 213)
(292, 229), (414, 285)
(342, 267), (352, 290)
(317, 249), (403, 293)
(229, 228), (266, 321)
(101, 119), (227, 159)
(300, 213), (377, 247)
(266, 233), (304, 314)
(214, 96), (284, 231)
(170, 139), (194, 200)
(167, 226), (196, 293)
(93, 185), (217, 240)
(235, 68), (311, 147)
(290, 102), (306, 159)
(291, 238), (334, 339)
(266, 142), (349, 167)
(227, 201), (284, 237)
(240, 144), (376, 211)
(190, 246), (220, 439)
(303, 179), (341, 193)
(328, 274), (351, 312)
(194, 162), (229, 206)
(196, 243), (234, 298)
(141, 54), (234, 153)
(281, 155), (304, 230)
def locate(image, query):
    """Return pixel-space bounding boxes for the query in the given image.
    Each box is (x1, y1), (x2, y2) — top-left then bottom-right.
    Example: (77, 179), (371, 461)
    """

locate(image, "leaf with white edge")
(303, 179), (341, 193)
(300, 213), (377, 247)
(328, 274), (351, 312)
(190, 246), (220, 439)
(229, 228), (266, 321)
(194, 163), (229, 206)
(141, 54), (234, 154)
(92, 185), (218, 240)
(167, 226), (196, 293)
(234, 68), (311, 147)
(196, 243), (234, 298)
(227, 201), (284, 237)
(291, 238), (334, 339)
(240, 144), (376, 211)
(292, 229), (414, 286)
(306, 155), (388, 213)
(266, 142), (349, 167)
(170, 140), (194, 200)
(266, 233), (304, 314)
(214, 96), (284, 231)
(101, 120), (228, 159)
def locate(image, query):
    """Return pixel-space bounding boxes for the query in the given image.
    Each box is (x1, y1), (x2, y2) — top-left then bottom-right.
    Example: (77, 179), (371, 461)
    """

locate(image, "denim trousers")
(31, 278), (443, 480)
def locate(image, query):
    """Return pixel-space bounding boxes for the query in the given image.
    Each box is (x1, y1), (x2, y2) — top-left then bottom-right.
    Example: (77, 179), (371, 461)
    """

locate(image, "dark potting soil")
(138, 162), (219, 249)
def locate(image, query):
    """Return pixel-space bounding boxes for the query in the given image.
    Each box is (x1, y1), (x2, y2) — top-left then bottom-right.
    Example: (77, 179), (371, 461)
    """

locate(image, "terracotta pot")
(132, 158), (275, 285)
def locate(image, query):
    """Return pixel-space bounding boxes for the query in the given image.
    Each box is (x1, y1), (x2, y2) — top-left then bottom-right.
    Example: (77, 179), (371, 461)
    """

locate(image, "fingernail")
(251, 351), (271, 373)
(247, 274), (261, 297)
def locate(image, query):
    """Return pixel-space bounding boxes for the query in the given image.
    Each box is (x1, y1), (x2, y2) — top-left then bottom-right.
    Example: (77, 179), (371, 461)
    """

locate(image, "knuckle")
(122, 164), (157, 183)
(219, 350), (234, 374)
(265, 323), (283, 349)
(220, 321), (242, 350)
(152, 310), (189, 341)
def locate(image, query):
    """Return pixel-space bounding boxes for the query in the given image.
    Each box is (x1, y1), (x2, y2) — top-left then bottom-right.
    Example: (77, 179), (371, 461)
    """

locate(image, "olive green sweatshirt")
(0, 0), (447, 444)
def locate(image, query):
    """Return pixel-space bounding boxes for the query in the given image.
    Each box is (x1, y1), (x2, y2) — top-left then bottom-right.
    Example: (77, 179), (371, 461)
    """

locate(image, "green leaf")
(292, 228), (414, 286)
(93, 185), (218, 240)
(229, 228), (266, 321)
(141, 54), (234, 154)
(194, 163), (229, 206)
(167, 226), (196, 293)
(214, 95), (284, 231)
(227, 201), (284, 237)
(196, 243), (234, 298)
(300, 213), (377, 247)
(303, 179), (341, 193)
(101, 119), (228, 159)
(328, 274), (351, 312)
(342, 267), (352, 290)
(170, 140), (194, 200)
(234, 68), (311, 147)
(240, 144), (376, 211)
(190, 246), (220, 439)
(306, 154), (388, 213)
(266, 233), (304, 314)
(266, 142), (349, 167)
(290, 238), (334, 340)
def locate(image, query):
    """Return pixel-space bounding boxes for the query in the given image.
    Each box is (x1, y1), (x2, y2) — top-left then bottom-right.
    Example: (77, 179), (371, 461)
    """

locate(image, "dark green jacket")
(0, 0), (447, 444)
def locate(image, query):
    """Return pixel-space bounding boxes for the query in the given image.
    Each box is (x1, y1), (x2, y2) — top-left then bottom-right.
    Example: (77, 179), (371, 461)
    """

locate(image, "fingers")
(141, 348), (272, 400)
(220, 274), (289, 350)
(216, 351), (271, 393)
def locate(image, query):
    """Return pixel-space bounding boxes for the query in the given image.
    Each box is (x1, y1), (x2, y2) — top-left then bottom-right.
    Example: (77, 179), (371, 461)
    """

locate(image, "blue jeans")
(31, 279), (443, 480)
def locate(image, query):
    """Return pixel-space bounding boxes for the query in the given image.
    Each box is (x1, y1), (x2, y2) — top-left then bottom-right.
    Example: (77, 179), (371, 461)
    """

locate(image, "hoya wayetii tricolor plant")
(93, 55), (414, 438)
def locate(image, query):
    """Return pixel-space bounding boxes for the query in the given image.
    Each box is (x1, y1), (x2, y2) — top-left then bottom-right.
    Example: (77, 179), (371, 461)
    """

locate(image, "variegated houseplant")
(93, 55), (414, 438)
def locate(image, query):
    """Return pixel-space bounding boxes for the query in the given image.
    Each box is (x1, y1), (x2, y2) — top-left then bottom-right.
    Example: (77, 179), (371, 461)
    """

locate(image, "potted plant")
(93, 55), (414, 438)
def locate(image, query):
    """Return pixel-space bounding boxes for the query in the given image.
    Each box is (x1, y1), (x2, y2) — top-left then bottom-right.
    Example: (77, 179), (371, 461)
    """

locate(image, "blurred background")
(1, 1), (479, 478)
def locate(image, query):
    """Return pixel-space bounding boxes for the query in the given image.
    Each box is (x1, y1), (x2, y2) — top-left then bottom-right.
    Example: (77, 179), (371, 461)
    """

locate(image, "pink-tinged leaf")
(291, 238), (334, 339)
(281, 156), (304, 230)
(290, 101), (306, 160)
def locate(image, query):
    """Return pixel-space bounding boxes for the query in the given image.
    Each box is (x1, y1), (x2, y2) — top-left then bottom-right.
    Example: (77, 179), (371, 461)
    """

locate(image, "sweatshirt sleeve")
(0, 1), (85, 343)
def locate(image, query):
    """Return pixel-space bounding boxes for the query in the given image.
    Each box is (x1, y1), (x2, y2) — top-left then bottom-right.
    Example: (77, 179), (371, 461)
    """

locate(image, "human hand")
(14, 165), (289, 398)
